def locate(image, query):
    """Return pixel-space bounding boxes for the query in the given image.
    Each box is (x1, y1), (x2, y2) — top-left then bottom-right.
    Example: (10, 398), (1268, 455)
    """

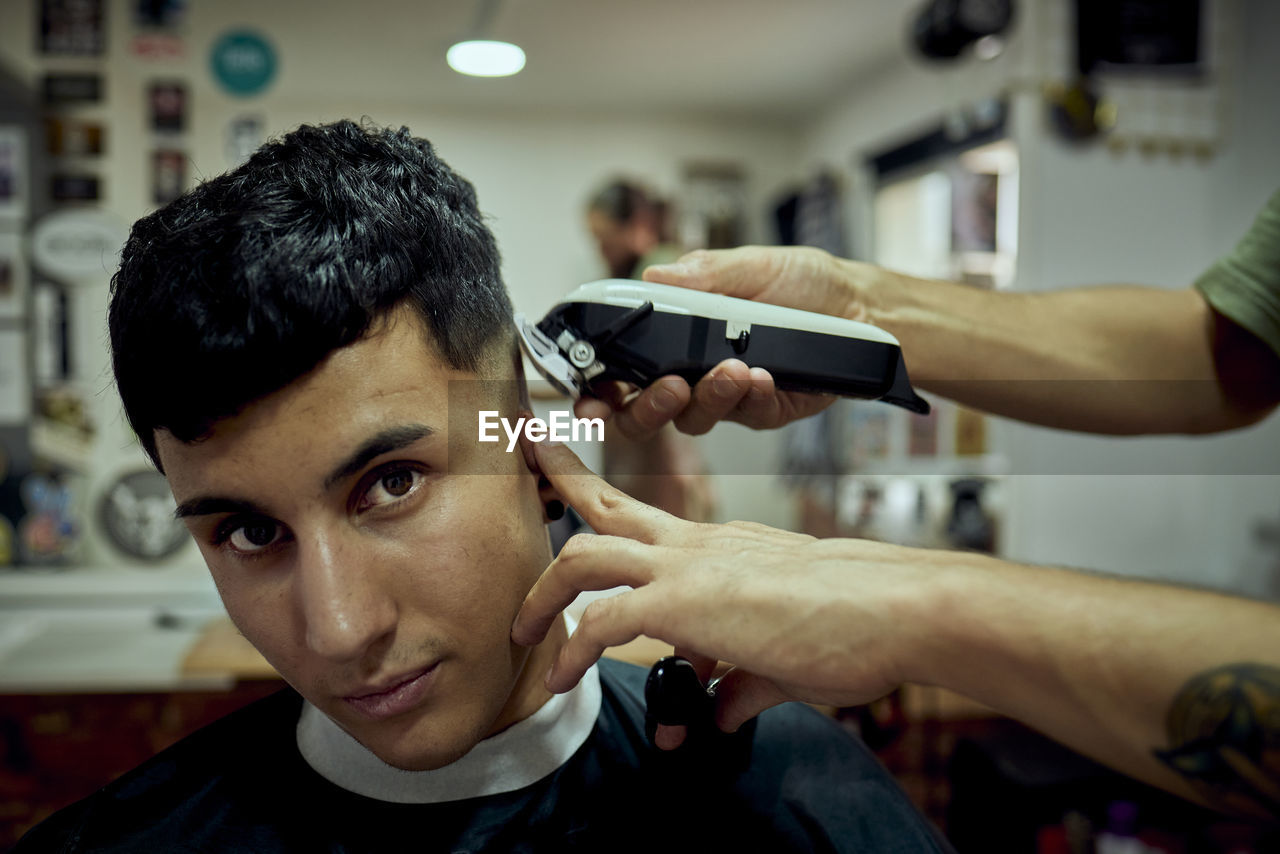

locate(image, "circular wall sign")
(30, 209), (129, 285)
(210, 30), (277, 97)
(98, 469), (188, 562)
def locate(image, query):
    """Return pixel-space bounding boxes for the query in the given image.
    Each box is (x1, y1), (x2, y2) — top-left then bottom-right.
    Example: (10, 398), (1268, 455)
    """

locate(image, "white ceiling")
(261, 0), (917, 121)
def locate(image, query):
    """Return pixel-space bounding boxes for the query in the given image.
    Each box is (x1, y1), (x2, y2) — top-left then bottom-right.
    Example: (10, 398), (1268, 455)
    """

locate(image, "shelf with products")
(798, 396), (1008, 553)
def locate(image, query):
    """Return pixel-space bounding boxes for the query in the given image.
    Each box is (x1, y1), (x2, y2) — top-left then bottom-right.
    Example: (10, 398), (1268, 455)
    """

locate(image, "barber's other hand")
(573, 246), (879, 439)
(512, 441), (925, 746)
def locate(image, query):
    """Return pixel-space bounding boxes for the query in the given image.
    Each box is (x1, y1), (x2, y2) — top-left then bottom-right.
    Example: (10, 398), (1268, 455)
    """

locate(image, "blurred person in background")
(586, 178), (682, 280)
(580, 178), (716, 523)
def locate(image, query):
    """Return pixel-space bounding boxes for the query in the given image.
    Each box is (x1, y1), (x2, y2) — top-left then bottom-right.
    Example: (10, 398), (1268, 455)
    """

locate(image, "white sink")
(0, 572), (232, 692)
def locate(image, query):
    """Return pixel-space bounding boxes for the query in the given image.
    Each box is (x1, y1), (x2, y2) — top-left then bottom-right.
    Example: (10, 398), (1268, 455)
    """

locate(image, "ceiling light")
(447, 40), (526, 77)
(972, 35), (1005, 61)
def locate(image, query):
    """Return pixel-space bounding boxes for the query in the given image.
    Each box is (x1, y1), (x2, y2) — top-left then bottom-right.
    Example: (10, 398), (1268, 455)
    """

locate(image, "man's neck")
(486, 613), (569, 738)
(296, 614), (601, 804)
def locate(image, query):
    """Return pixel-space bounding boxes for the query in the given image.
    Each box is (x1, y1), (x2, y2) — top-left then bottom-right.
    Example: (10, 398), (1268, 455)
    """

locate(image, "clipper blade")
(514, 313), (583, 398)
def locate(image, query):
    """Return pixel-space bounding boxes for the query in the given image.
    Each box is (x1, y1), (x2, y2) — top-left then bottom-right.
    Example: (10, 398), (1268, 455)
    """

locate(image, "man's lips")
(342, 663), (439, 720)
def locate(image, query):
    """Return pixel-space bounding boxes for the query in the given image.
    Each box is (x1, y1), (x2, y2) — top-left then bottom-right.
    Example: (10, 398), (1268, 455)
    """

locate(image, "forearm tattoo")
(1155, 663), (1280, 818)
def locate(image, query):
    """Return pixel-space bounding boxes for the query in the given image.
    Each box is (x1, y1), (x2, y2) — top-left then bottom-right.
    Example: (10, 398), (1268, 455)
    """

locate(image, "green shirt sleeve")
(631, 244), (685, 278)
(1194, 189), (1280, 358)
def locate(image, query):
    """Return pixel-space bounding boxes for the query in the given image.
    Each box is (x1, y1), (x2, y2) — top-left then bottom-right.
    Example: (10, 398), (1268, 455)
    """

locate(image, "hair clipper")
(515, 279), (930, 412)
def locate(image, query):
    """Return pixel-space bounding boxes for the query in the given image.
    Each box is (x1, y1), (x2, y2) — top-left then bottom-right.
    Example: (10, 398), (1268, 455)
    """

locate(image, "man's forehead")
(153, 302), (519, 474)
(157, 410), (444, 494)
(374, 305), (519, 381)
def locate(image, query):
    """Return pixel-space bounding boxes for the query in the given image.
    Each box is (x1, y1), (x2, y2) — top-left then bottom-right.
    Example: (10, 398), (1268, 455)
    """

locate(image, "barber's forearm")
(850, 262), (1247, 434)
(906, 558), (1280, 816)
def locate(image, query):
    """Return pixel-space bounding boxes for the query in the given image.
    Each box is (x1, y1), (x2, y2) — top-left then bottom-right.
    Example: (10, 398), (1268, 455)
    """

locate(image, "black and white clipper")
(515, 279), (930, 414)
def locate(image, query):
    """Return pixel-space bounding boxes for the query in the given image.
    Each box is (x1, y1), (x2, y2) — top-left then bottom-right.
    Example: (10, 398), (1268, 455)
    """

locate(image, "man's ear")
(515, 412), (565, 523)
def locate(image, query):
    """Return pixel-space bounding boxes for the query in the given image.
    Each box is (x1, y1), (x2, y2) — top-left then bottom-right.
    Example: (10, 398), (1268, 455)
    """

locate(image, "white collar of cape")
(295, 618), (602, 804)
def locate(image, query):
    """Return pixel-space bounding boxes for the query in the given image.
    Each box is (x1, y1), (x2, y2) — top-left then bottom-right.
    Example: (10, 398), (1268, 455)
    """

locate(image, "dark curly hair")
(109, 119), (513, 468)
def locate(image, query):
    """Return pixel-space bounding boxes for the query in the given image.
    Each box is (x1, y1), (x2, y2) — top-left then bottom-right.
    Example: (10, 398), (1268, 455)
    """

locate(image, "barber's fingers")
(651, 645), (720, 752)
(512, 533), (658, 646)
(740, 387), (837, 431)
(531, 442), (678, 543)
(723, 367), (786, 429)
(573, 376), (695, 442)
(573, 380), (636, 422)
(581, 364), (776, 439)
(653, 724), (687, 751)
(608, 376), (691, 441)
(710, 668), (793, 733)
(672, 360), (754, 435)
(544, 586), (669, 693)
(642, 247), (772, 300)
(663, 362), (836, 434)
(572, 394), (615, 423)
(678, 648), (718, 685)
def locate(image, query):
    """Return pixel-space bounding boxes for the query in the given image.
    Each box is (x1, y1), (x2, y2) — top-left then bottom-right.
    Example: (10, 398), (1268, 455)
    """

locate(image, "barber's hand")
(512, 441), (930, 748)
(573, 246), (878, 440)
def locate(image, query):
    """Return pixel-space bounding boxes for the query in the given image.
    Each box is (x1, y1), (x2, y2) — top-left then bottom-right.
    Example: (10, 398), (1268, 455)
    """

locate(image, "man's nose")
(294, 529), (397, 661)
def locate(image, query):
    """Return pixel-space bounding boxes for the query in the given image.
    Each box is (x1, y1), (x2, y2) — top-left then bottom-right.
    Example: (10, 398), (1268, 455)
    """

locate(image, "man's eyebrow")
(172, 424), (437, 520)
(175, 497), (268, 520)
(323, 423), (436, 490)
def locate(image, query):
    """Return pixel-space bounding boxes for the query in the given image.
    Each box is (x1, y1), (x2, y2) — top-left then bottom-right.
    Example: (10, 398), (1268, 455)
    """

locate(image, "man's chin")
(373, 741), (477, 773)
(347, 716), (484, 772)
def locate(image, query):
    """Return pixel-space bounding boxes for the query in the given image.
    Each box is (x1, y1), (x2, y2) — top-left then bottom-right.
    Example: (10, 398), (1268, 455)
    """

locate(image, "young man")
(16, 121), (952, 852)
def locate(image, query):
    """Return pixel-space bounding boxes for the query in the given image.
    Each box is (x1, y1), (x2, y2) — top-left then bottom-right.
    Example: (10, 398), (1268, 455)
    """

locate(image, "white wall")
(999, 0), (1280, 596)
(0, 0), (806, 570)
(4, 0), (1277, 585)
(798, 0), (1280, 596)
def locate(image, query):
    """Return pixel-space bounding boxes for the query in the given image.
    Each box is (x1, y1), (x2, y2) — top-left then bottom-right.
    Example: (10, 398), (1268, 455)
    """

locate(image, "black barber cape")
(16, 659), (952, 853)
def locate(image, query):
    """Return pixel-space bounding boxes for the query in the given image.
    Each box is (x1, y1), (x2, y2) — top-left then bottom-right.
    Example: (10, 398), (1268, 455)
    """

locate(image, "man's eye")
(359, 467), (424, 511)
(218, 518), (286, 554)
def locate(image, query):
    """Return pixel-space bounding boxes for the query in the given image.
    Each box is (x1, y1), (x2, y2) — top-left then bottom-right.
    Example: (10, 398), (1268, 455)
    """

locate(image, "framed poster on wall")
(39, 0), (105, 56)
(148, 82), (186, 133)
(0, 127), (29, 223)
(152, 149), (186, 204)
(0, 328), (32, 425)
(46, 118), (105, 157)
(0, 232), (28, 320)
(41, 73), (104, 106)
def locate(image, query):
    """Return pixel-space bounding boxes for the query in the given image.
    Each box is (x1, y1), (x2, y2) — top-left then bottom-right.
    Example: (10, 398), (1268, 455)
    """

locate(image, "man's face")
(587, 209), (641, 280)
(157, 308), (561, 771)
